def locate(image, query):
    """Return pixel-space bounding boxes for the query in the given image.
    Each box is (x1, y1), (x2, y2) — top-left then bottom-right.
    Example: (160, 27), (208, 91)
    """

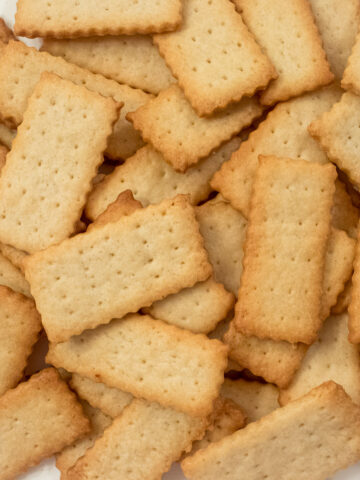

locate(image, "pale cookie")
(308, 0), (360, 80)
(234, 156), (336, 344)
(0, 251), (30, 296)
(56, 402), (113, 475)
(309, 91), (360, 190)
(221, 378), (279, 423)
(181, 381), (360, 480)
(127, 84), (262, 171)
(0, 286), (41, 396)
(14, 0), (182, 38)
(0, 368), (90, 480)
(154, 0), (275, 116)
(189, 397), (245, 454)
(70, 374), (133, 419)
(280, 314), (360, 406)
(224, 321), (308, 388)
(47, 314), (228, 417)
(342, 28), (360, 95)
(0, 72), (120, 253)
(42, 35), (175, 95)
(211, 85), (342, 217)
(67, 399), (208, 480)
(0, 41), (152, 160)
(25, 195), (212, 342)
(0, 123), (15, 149)
(332, 179), (359, 239)
(86, 138), (242, 221)
(234, 0), (333, 105)
(145, 278), (235, 334)
(331, 279), (352, 315)
(196, 200), (247, 296)
(88, 190), (142, 231)
(348, 236), (360, 343)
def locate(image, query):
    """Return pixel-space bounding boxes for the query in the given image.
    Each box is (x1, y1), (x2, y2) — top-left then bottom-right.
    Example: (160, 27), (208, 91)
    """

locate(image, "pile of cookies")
(1, 0), (360, 479)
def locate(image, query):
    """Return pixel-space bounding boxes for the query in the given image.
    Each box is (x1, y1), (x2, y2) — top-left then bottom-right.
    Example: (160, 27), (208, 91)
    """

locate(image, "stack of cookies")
(0, 1), (360, 479)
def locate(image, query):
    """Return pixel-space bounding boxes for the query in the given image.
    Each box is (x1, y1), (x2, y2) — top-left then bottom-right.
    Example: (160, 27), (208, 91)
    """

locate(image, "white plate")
(0, 1), (359, 478)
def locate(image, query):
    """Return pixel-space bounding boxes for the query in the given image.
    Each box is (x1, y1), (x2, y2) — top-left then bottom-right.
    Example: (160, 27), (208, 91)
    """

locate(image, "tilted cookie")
(70, 374), (133, 419)
(0, 72), (119, 253)
(0, 286), (41, 396)
(145, 278), (234, 334)
(196, 200), (247, 296)
(0, 41), (152, 160)
(0, 123), (15, 150)
(47, 314), (228, 417)
(211, 85), (342, 217)
(309, 91), (360, 190)
(234, 156), (336, 344)
(181, 381), (360, 480)
(67, 399), (208, 480)
(332, 179), (359, 239)
(25, 195), (212, 342)
(127, 84), (262, 171)
(42, 35), (175, 95)
(342, 28), (360, 94)
(14, 0), (182, 38)
(56, 401), (113, 476)
(234, 0), (333, 105)
(348, 236), (360, 343)
(308, 0), (360, 80)
(0, 251), (30, 296)
(86, 139), (242, 220)
(332, 279), (352, 315)
(0, 368), (90, 480)
(154, 0), (275, 116)
(221, 379), (279, 423)
(280, 314), (360, 406)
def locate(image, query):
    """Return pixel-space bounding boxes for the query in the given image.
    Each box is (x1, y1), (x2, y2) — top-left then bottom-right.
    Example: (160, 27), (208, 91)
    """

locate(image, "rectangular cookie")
(0, 368), (90, 480)
(85, 138), (242, 221)
(154, 0), (275, 116)
(221, 378), (279, 423)
(0, 72), (119, 253)
(234, 0), (333, 105)
(0, 41), (152, 160)
(234, 156), (336, 344)
(211, 85), (342, 217)
(279, 314), (360, 406)
(42, 35), (175, 95)
(0, 123), (15, 149)
(309, 91), (360, 190)
(70, 374), (133, 419)
(56, 401), (113, 475)
(181, 381), (360, 480)
(127, 84), (262, 171)
(46, 314), (228, 417)
(195, 200), (247, 296)
(14, 0), (182, 38)
(24, 195), (212, 342)
(67, 399), (208, 480)
(308, 0), (360, 80)
(0, 286), (41, 396)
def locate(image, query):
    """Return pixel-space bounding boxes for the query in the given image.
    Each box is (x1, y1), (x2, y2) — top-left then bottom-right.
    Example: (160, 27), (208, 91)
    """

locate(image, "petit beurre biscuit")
(0, 72), (119, 253)
(234, 156), (336, 344)
(85, 138), (242, 221)
(182, 382), (360, 480)
(0, 286), (41, 396)
(47, 314), (228, 417)
(234, 0), (333, 105)
(308, 0), (360, 80)
(280, 314), (360, 406)
(127, 84), (262, 171)
(70, 374), (133, 419)
(309, 91), (360, 190)
(0, 40), (151, 160)
(42, 35), (176, 95)
(221, 378), (279, 423)
(14, 0), (182, 38)
(0, 368), (90, 480)
(67, 399), (208, 480)
(211, 85), (342, 217)
(154, 0), (275, 116)
(25, 195), (212, 342)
